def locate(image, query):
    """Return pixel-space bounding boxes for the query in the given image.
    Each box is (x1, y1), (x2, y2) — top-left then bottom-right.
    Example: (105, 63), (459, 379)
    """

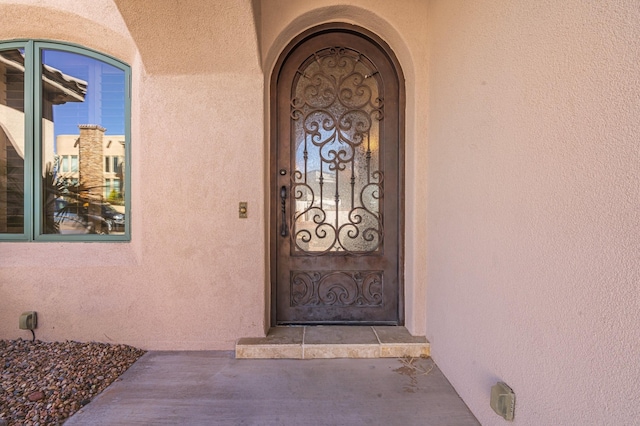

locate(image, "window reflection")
(41, 50), (126, 235)
(0, 49), (26, 233)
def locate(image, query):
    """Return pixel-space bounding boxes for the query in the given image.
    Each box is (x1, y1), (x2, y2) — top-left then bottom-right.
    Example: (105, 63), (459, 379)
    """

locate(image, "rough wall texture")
(0, 0), (265, 350)
(0, 0), (135, 63)
(113, 0), (261, 75)
(1, 0), (428, 349)
(426, 1), (640, 424)
(1, 1), (638, 423)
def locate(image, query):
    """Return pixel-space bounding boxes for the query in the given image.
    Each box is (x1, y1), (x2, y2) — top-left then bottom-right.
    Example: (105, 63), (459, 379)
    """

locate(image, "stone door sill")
(236, 326), (430, 359)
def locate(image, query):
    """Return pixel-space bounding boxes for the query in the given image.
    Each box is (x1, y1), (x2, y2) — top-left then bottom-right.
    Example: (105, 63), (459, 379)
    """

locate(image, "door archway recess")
(270, 23), (405, 325)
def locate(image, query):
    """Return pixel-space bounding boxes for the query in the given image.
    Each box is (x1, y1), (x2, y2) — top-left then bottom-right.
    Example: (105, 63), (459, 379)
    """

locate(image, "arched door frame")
(269, 22), (406, 325)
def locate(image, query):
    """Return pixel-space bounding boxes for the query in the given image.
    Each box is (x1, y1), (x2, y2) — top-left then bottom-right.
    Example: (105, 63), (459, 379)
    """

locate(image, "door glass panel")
(0, 48), (26, 234)
(291, 47), (383, 253)
(41, 49), (126, 235)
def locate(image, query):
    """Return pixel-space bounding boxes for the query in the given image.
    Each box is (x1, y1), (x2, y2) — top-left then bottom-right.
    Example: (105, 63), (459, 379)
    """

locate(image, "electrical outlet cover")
(490, 381), (515, 421)
(19, 311), (37, 330)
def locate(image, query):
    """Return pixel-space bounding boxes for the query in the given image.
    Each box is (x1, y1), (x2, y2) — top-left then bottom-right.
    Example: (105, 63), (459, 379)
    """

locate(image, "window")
(104, 178), (112, 198)
(104, 155), (121, 174)
(0, 40), (130, 240)
(59, 155), (78, 173)
(61, 156), (70, 172)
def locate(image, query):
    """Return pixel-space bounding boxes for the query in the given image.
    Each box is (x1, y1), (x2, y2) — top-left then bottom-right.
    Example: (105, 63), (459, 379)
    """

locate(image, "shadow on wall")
(0, 3), (136, 66)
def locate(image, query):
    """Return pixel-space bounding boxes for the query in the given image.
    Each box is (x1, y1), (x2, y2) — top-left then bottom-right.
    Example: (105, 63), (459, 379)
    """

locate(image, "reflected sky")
(43, 50), (125, 138)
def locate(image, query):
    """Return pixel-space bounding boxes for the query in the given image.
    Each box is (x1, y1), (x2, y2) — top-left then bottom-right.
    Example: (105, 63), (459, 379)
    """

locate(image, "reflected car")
(100, 203), (125, 232)
(53, 200), (124, 234)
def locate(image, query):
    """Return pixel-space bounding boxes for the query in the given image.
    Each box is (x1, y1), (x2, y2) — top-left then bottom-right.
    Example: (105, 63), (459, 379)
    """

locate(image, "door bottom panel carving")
(291, 270), (383, 307)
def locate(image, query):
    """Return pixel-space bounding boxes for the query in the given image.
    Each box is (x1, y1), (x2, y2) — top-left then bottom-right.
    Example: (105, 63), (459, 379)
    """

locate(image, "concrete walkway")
(65, 351), (479, 426)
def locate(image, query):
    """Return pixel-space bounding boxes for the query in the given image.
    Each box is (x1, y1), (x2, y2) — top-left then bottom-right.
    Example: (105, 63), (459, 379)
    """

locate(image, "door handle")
(280, 185), (288, 237)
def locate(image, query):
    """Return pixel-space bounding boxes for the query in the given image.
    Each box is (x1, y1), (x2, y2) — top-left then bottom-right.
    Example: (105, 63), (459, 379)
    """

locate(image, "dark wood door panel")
(272, 24), (404, 325)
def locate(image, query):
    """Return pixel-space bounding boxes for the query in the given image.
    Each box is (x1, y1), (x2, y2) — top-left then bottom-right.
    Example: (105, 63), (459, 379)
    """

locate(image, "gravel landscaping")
(1, 339), (145, 426)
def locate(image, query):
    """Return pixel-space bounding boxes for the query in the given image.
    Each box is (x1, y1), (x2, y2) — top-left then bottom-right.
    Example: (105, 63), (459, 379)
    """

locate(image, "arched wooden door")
(271, 24), (404, 325)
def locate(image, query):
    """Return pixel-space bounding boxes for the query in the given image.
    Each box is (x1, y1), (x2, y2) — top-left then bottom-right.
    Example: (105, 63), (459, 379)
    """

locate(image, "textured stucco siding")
(426, 1), (640, 424)
(0, 1), (638, 424)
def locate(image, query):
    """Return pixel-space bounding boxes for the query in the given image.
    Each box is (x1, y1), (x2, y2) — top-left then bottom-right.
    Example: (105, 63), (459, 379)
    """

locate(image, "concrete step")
(236, 326), (430, 359)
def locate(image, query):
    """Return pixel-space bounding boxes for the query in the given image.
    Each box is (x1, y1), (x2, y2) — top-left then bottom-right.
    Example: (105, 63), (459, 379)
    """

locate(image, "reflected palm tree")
(44, 162), (113, 234)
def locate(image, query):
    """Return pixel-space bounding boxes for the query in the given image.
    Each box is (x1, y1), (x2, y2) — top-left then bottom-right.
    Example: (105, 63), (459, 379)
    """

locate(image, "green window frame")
(0, 40), (131, 241)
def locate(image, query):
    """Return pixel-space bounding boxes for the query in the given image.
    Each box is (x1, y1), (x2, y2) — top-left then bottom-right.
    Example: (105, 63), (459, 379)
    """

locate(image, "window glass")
(104, 178), (112, 198)
(61, 156), (69, 172)
(41, 48), (127, 236)
(0, 48), (26, 234)
(0, 40), (129, 241)
(292, 48), (381, 253)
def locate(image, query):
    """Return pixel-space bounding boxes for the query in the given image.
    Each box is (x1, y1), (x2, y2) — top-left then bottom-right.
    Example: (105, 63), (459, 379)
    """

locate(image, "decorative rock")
(0, 339), (145, 425)
(27, 391), (44, 402)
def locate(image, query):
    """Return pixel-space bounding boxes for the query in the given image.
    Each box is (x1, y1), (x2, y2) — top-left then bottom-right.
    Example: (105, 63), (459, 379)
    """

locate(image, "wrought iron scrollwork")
(290, 46), (384, 255)
(290, 270), (383, 307)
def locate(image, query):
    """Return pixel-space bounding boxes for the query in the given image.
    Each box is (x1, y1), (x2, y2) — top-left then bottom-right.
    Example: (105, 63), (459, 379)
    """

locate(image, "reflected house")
(55, 132), (125, 201)
(0, 49), (86, 232)
(0, 49), (28, 233)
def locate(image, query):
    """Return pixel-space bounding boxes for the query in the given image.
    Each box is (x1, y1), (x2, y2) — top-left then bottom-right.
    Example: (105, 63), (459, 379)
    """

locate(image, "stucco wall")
(0, 0), (430, 348)
(426, 1), (640, 424)
(0, 0), (135, 63)
(0, 0), (266, 349)
(2, 1), (638, 422)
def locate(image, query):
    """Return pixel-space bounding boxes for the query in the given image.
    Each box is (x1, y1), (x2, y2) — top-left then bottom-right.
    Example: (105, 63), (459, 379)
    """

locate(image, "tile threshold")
(236, 326), (430, 359)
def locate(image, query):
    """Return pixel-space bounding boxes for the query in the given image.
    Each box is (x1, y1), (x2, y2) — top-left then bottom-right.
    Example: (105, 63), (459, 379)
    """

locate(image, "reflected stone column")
(78, 124), (104, 231)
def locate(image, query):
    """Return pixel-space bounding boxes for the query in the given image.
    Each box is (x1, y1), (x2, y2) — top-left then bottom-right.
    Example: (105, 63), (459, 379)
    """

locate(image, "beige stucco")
(0, 0), (266, 350)
(426, 1), (640, 424)
(1, 1), (639, 424)
(0, 0), (135, 64)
